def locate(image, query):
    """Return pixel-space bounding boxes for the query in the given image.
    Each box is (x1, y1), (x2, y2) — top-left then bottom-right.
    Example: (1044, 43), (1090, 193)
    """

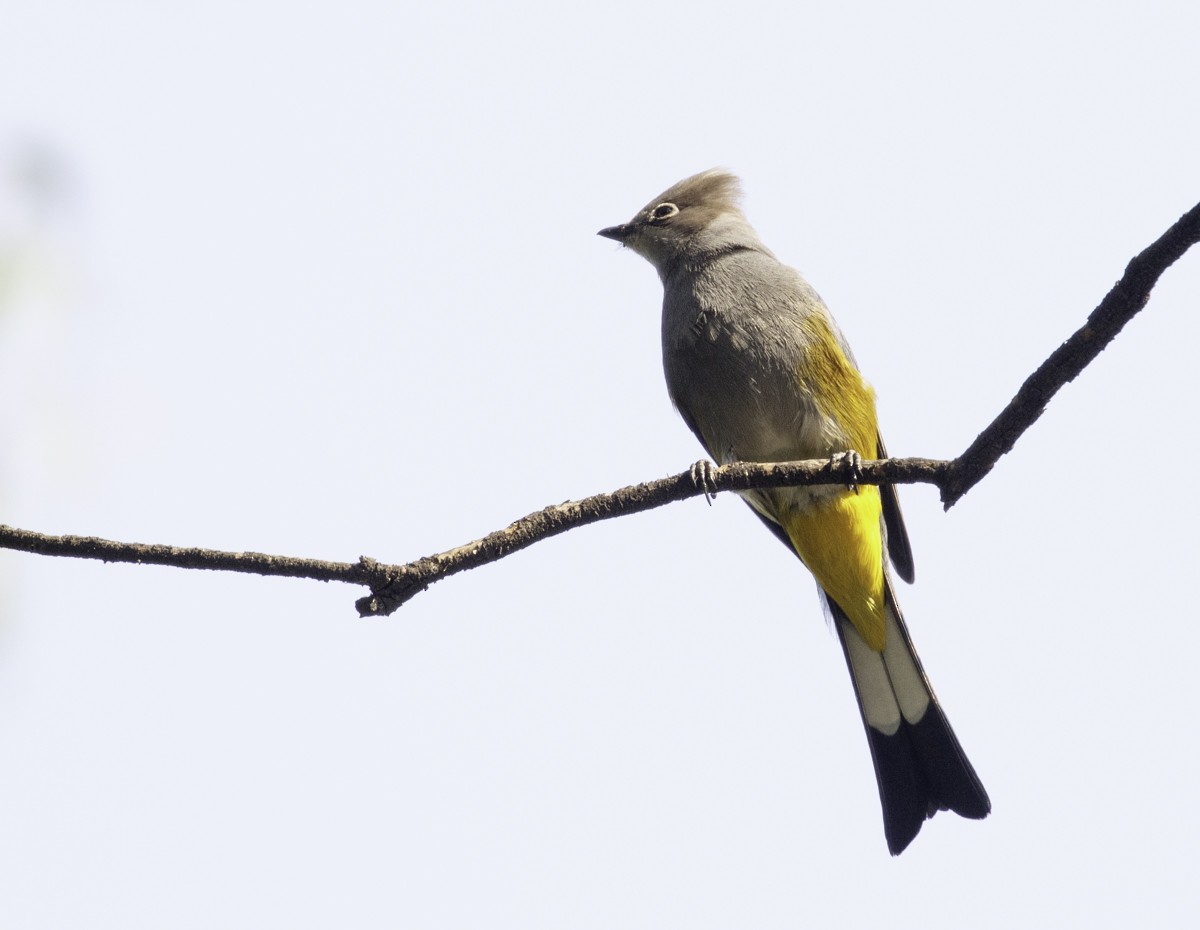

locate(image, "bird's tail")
(828, 581), (990, 854)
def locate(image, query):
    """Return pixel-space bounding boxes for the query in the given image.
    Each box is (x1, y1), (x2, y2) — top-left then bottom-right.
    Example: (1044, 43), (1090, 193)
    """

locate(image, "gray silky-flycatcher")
(599, 170), (990, 854)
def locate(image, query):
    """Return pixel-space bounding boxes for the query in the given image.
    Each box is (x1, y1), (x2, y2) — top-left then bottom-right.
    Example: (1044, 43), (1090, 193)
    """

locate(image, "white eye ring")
(649, 202), (679, 222)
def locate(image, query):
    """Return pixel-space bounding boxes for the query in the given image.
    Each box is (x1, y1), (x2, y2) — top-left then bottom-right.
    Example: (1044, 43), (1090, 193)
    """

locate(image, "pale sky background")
(2, 2), (1199, 927)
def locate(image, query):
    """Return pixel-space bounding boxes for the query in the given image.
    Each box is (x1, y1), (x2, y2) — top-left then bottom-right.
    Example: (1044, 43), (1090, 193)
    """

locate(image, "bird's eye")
(649, 202), (679, 222)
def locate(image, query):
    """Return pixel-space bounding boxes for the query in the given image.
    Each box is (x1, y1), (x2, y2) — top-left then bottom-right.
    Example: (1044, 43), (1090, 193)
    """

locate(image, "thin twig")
(0, 523), (372, 583)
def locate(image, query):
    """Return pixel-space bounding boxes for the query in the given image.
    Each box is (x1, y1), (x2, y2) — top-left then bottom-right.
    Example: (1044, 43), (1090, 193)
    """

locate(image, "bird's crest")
(655, 168), (743, 215)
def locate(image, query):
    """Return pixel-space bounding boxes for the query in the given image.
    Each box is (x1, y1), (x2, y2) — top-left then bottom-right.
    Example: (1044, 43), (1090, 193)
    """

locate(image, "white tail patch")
(881, 607), (932, 725)
(840, 601), (932, 736)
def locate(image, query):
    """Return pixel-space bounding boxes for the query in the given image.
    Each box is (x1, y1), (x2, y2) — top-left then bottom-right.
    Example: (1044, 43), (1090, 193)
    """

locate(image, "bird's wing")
(876, 434), (915, 584)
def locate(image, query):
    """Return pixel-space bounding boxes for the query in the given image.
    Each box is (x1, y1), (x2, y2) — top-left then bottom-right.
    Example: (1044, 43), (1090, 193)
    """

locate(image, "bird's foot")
(690, 459), (719, 505)
(830, 450), (862, 493)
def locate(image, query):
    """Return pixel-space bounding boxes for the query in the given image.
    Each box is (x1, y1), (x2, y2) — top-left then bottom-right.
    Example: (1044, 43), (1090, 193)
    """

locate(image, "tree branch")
(940, 199), (1200, 505)
(0, 456), (946, 618)
(2, 199), (1198, 616)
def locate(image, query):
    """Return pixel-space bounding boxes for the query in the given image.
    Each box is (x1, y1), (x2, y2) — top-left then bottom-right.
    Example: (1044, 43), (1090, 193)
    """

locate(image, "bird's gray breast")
(660, 253), (831, 465)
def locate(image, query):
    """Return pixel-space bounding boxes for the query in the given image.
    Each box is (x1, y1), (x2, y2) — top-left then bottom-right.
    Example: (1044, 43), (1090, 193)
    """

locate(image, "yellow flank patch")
(782, 487), (887, 651)
(798, 314), (880, 457)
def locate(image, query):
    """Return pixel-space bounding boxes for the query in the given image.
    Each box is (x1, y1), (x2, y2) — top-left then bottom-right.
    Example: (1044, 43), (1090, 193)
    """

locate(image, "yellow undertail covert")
(783, 486), (887, 650)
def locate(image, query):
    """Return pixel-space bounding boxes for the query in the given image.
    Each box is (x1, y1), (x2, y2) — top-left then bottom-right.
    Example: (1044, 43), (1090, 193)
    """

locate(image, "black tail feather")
(861, 701), (990, 855)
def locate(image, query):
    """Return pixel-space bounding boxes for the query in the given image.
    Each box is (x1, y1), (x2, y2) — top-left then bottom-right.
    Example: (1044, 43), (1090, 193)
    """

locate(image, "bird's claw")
(830, 450), (862, 493)
(690, 459), (718, 505)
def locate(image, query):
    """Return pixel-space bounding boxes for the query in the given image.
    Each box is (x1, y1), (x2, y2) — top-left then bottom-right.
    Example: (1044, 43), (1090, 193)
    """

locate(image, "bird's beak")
(597, 223), (631, 242)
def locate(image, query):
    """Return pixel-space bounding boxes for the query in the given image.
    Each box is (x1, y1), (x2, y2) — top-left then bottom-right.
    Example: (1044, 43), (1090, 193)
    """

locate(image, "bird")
(598, 169), (990, 854)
